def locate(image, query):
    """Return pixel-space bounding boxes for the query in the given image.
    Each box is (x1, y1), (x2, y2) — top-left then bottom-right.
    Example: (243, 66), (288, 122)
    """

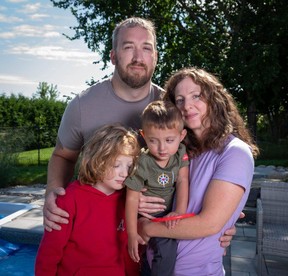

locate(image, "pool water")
(0, 202), (39, 226)
(0, 239), (38, 275)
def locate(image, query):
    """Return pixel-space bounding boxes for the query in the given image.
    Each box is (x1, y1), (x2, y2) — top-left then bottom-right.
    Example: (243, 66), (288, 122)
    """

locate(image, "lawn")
(0, 148), (53, 187)
(17, 147), (54, 166)
(1, 142), (288, 188)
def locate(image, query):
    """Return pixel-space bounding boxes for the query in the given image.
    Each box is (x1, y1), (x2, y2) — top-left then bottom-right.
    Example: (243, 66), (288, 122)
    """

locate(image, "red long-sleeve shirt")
(35, 181), (139, 275)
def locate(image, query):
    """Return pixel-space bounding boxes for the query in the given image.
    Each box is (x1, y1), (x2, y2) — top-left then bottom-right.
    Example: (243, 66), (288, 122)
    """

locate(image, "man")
(44, 17), (236, 247)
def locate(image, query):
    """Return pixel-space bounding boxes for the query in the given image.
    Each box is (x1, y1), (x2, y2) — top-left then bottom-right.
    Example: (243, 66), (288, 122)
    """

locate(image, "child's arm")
(125, 188), (145, 263)
(166, 165), (189, 229)
(175, 165), (189, 214)
(35, 193), (74, 275)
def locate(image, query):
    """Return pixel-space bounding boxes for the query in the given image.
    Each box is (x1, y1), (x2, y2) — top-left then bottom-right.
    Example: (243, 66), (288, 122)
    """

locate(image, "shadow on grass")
(0, 165), (48, 188)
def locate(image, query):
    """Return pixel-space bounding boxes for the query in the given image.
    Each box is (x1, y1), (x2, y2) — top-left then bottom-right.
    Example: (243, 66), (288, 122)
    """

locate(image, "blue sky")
(0, 0), (113, 99)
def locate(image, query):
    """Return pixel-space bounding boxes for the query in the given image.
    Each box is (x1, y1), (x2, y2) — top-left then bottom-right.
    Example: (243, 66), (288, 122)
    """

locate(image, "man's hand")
(138, 189), (166, 219)
(43, 187), (69, 232)
(220, 225), (237, 250)
(219, 212), (245, 254)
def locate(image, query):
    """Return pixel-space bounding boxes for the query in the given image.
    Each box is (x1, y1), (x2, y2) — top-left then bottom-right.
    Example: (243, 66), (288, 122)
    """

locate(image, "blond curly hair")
(78, 124), (140, 185)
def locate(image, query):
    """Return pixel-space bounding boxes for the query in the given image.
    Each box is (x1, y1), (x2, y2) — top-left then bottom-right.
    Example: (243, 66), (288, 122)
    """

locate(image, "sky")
(0, 0), (113, 99)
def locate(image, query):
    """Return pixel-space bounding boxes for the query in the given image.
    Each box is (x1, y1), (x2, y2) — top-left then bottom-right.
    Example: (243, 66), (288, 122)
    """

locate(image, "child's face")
(94, 154), (133, 195)
(142, 126), (187, 165)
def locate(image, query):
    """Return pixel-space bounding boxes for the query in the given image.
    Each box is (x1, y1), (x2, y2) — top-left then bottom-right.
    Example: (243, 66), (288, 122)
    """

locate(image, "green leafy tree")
(0, 94), (67, 149)
(33, 82), (60, 100)
(222, 0), (288, 140)
(51, 0), (288, 140)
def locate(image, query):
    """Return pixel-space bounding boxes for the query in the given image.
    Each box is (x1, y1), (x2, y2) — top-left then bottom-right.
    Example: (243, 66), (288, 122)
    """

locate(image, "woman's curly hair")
(164, 67), (259, 159)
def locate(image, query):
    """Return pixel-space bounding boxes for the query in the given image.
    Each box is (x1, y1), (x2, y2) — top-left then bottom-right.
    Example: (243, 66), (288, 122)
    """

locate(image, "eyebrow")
(122, 41), (153, 47)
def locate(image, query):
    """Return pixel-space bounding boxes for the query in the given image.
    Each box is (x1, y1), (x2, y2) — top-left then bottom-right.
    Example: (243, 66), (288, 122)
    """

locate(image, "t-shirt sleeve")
(178, 143), (190, 168)
(57, 96), (84, 150)
(125, 154), (147, 191)
(213, 140), (254, 191)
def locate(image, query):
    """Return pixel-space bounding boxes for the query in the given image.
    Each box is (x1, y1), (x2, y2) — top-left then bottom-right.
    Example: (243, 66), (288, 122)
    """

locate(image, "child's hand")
(164, 212), (181, 229)
(128, 234), (145, 263)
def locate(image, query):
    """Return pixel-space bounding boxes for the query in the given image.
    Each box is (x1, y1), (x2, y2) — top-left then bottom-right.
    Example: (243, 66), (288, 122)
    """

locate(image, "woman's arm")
(139, 179), (245, 240)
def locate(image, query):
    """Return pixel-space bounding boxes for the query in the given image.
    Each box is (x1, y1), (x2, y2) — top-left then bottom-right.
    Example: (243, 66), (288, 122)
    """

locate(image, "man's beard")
(115, 59), (155, 89)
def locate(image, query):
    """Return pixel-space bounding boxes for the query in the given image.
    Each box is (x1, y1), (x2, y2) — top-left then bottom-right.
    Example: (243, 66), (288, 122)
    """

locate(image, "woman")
(139, 67), (259, 275)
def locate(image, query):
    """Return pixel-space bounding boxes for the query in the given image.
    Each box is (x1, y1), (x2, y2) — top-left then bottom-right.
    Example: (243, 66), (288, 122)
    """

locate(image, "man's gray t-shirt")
(58, 79), (163, 150)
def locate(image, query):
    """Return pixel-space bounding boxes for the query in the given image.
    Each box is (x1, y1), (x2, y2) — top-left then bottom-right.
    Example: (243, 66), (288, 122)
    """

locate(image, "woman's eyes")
(175, 94), (201, 106)
(175, 98), (184, 106)
(192, 94), (201, 100)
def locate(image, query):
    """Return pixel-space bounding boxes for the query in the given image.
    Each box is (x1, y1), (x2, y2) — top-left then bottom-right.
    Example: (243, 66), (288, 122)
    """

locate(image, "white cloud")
(6, 0), (27, 3)
(30, 13), (49, 20)
(0, 32), (15, 38)
(21, 3), (41, 14)
(0, 24), (61, 38)
(0, 74), (37, 86)
(9, 45), (96, 64)
(15, 24), (60, 37)
(0, 13), (23, 23)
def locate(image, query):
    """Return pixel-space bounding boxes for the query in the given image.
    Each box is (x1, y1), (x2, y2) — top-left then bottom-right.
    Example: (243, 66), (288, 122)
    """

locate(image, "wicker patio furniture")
(256, 181), (288, 275)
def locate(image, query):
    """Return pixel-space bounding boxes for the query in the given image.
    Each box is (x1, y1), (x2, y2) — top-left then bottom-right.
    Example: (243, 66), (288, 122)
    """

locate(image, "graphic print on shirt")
(117, 219), (125, 231)
(157, 173), (170, 187)
(157, 170), (175, 187)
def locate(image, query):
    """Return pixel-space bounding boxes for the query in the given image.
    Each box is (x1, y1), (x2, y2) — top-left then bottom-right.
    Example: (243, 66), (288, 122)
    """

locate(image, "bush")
(0, 129), (26, 187)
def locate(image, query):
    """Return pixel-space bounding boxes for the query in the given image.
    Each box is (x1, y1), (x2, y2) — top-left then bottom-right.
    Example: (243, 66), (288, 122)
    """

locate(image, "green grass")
(17, 147), (54, 165)
(257, 141), (288, 160)
(255, 159), (288, 167)
(0, 148), (53, 188)
(256, 141), (288, 167)
(7, 165), (48, 186)
(1, 142), (288, 188)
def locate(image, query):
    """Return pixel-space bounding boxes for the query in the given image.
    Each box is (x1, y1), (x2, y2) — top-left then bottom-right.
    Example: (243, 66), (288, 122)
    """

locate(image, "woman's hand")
(43, 187), (69, 231)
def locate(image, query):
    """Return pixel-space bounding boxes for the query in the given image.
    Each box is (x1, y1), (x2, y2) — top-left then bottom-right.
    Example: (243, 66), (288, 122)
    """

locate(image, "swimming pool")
(0, 202), (39, 226)
(0, 202), (40, 274)
(0, 238), (38, 275)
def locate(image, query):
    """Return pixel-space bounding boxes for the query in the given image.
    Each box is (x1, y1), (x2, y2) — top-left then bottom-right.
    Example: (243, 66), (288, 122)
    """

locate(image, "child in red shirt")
(35, 124), (140, 275)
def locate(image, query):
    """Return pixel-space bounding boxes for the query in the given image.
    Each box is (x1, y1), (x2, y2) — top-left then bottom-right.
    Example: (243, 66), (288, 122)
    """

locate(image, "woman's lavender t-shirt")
(174, 135), (254, 276)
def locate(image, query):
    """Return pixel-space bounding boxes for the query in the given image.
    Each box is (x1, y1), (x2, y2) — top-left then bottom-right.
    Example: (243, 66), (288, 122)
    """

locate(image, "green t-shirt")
(125, 143), (189, 215)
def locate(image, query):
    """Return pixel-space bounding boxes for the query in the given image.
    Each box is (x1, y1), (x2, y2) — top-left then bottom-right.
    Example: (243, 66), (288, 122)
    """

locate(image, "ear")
(139, 129), (145, 138)
(180, 129), (187, 141)
(110, 49), (116, 65)
(154, 50), (158, 66)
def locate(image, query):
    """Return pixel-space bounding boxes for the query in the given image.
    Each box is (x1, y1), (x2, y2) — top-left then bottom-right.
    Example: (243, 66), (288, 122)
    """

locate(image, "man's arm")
(43, 138), (80, 231)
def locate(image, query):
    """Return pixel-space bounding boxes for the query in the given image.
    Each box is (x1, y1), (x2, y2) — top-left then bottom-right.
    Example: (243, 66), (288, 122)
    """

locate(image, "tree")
(222, 0), (288, 140)
(0, 94), (67, 149)
(51, 0), (288, 140)
(33, 82), (60, 100)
